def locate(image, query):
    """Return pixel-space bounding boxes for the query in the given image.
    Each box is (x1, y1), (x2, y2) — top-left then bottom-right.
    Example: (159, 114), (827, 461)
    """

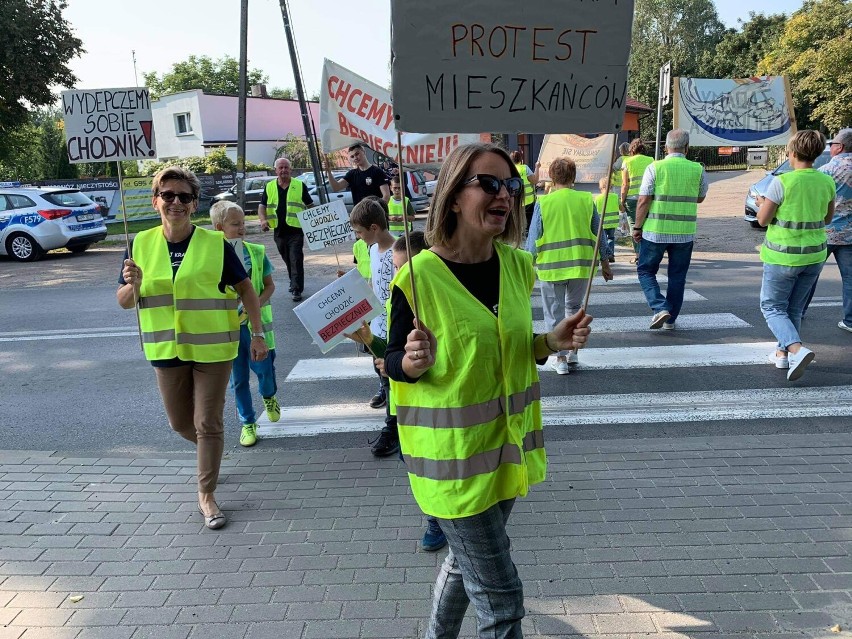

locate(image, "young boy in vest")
(595, 176), (622, 261)
(210, 202), (280, 447)
(348, 198), (399, 456)
(388, 177), (415, 235)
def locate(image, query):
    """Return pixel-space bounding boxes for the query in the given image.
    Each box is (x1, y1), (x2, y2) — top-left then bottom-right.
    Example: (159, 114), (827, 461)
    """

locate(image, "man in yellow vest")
(258, 157), (314, 302)
(633, 129), (708, 330)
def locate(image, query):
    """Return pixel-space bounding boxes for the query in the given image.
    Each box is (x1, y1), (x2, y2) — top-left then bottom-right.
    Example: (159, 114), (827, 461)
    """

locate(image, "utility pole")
(132, 50), (139, 86)
(655, 61), (671, 160)
(277, 0), (326, 203)
(236, 0), (249, 209)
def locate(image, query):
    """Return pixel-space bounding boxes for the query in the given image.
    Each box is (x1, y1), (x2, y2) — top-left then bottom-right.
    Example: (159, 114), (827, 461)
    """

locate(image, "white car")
(0, 187), (107, 261)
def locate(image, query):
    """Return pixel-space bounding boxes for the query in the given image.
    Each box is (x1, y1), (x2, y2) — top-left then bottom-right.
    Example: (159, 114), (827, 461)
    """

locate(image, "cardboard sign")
(294, 269), (383, 353)
(320, 59), (480, 166)
(297, 200), (355, 250)
(61, 88), (157, 163)
(537, 134), (615, 183)
(390, 0), (634, 134)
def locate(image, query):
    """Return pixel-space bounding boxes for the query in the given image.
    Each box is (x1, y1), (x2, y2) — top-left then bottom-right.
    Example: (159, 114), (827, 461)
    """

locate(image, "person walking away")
(756, 129), (836, 381)
(527, 157), (613, 375)
(211, 202), (280, 447)
(388, 176), (416, 235)
(509, 149), (541, 232)
(633, 129), (708, 330)
(595, 176), (622, 260)
(257, 157), (313, 302)
(621, 139), (654, 263)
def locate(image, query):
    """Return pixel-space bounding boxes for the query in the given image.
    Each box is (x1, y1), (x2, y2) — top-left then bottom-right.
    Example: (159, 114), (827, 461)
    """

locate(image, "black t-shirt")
(344, 165), (387, 204)
(259, 179), (314, 236)
(118, 227), (248, 367)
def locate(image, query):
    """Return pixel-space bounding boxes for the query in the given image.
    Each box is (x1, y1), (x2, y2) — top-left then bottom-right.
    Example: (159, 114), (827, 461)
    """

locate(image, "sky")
(63, 0), (806, 98)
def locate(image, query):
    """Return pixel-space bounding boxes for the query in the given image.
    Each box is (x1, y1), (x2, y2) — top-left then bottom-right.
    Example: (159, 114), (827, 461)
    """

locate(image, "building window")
(174, 113), (192, 135)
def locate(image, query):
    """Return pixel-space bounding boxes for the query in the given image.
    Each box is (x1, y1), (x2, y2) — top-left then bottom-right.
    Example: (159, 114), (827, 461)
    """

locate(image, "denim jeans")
(230, 325), (277, 425)
(273, 230), (304, 294)
(802, 244), (852, 325)
(760, 262), (824, 350)
(427, 499), (523, 639)
(603, 228), (616, 259)
(637, 239), (694, 321)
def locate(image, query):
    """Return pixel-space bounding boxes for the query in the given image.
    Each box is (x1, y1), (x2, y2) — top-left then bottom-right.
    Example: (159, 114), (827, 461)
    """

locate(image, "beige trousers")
(154, 361), (232, 493)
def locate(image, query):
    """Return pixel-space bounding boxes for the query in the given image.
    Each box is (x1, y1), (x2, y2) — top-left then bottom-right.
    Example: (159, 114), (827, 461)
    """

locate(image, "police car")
(0, 185), (108, 261)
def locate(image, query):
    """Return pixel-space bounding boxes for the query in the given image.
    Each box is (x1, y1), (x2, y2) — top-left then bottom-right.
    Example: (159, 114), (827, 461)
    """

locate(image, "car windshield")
(773, 151), (832, 175)
(41, 190), (93, 207)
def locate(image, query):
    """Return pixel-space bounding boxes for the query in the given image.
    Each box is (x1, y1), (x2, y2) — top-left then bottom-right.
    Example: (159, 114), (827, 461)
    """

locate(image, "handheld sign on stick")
(395, 130), (421, 325)
(61, 87), (158, 349)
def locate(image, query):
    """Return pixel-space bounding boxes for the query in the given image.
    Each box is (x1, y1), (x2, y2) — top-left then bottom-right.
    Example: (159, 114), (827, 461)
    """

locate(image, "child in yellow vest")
(388, 177), (416, 234)
(210, 202), (280, 447)
(595, 176), (623, 261)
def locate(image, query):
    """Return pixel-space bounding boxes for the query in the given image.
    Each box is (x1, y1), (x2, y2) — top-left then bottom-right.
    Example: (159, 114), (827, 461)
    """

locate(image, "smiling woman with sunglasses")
(385, 143), (593, 638)
(117, 166), (268, 530)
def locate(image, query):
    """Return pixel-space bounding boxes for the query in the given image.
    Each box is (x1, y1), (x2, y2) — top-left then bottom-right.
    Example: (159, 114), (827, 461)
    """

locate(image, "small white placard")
(297, 200), (355, 251)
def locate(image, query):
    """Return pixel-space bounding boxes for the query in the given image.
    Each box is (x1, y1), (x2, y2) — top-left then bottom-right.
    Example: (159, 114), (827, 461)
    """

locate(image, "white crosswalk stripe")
(533, 312), (750, 334)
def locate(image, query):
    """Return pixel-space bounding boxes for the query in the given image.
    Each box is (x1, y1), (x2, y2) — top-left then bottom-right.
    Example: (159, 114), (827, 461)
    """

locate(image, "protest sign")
(298, 200), (355, 251)
(390, 0), (634, 134)
(61, 88), (156, 163)
(293, 269), (382, 354)
(320, 59), (480, 166)
(537, 134), (615, 183)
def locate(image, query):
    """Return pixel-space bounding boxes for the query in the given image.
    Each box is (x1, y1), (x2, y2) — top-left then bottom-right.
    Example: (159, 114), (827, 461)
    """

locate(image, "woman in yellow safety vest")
(509, 149), (541, 232)
(621, 139), (654, 263)
(386, 143), (593, 638)
(117, 166), (268, 530)
(756, 130), (836, 382)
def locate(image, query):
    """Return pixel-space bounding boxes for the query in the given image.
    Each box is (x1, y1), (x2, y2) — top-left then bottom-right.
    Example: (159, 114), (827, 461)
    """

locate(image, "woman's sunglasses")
(461, 174), (524, 198)
(157, 191), (197, 204)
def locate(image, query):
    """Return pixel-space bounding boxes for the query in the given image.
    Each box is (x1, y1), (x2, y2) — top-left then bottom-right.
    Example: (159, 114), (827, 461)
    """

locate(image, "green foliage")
(701, 13), (787, 79)
(138, 147), (237, 176)
(758, 0), (852, 131)
(0, 108), (79, 181)
(269, 87), (295, 99)
(143, 55), (268, 98)
(275, 134), (319, 169)
(0, 0), (83, 162)
(245, 160), (272, 172)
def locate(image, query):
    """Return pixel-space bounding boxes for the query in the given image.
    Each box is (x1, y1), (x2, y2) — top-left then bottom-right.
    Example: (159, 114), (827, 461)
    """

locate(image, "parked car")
(210, 176), (276, 214)
(744, 147), (832, 227)
(0, 187), (107, 261)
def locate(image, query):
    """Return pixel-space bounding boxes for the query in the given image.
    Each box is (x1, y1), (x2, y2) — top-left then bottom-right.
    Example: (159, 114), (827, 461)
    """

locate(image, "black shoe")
(369, 392), (386, 409)
(370, 428), (399, 457)
(292, 293), (303, 302)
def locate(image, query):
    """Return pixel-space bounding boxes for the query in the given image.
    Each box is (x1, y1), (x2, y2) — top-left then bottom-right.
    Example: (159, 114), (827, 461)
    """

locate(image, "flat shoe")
(199, 507), (227, 530)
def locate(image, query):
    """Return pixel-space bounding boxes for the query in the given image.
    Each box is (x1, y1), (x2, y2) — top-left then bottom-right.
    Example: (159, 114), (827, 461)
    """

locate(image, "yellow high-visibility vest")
(388, 197), (413, 234)
(516, 164), (536, 206)
(534, 189), (596, 281)
(244, 241), (275, 350)
(264, 178), (307, 229)
(595, 191), (621, 230)
(644, 156), (703, 236)
(624, 154), (654, 197)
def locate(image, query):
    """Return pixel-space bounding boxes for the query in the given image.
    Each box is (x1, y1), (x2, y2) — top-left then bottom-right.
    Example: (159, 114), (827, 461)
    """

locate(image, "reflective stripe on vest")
(516, 164), (536, 205)
(264, 178), (307, 229)
(245, 241), (275, 349)
(644, 156), (703, 236)
(595, 191), (620, 229)
(534, 189), (596, 281)
(353, 238), (371, 279)
(388, 197), (413, 233)
(135, 226), (239, 363)
(390, 244), (545, 519)
(760, 169), (833, 267)
(624, 154), (653, 196)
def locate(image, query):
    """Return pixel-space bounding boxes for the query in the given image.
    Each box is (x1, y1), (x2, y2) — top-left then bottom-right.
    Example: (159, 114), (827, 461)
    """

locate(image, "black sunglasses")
(157, 191), (196, 204)
(461, 174), (524, 198)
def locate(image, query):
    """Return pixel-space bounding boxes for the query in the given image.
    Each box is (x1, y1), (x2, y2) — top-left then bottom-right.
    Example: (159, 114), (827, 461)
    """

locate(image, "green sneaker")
(239, 423), (258, 447)
(263, 396), (281, 422)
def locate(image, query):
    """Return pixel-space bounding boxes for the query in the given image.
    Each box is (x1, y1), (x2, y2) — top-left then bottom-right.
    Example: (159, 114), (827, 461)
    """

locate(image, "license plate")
(76, 214), (95, 222)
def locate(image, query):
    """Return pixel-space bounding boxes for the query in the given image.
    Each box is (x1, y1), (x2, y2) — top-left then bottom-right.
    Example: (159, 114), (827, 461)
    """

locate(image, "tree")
(0, 0), (83, 161)
(628, 0), (726, 138)
(0, 108), (78, 182)
(275, 134), (320, 168)
(701, 13), (787, 79)
(143, 55), (268, 98)
(758, 0), (852, 132)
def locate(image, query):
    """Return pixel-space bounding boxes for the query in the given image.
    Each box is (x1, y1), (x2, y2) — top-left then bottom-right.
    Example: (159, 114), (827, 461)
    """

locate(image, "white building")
(151, 89), (320, 167)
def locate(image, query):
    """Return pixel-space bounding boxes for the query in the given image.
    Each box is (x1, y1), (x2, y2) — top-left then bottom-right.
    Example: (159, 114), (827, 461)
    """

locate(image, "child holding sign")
(210, 202), (280, 447)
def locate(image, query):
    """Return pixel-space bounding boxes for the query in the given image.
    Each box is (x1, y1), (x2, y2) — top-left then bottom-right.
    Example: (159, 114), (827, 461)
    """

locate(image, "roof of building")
(627, 98), (653, 113)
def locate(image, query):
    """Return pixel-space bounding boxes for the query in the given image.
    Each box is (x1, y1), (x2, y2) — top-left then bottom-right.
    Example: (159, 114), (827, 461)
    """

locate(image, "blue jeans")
(802, 244), (852, 325)
(637, 239), (694, 321)
(760, 262), (824, 350)
(230, 325), (277, 425)
(604, 228), (616, 259)
(427, 499), (523, 639)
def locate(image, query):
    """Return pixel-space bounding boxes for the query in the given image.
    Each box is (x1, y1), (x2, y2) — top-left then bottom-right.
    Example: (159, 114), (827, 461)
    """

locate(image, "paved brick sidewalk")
(1, 433), (850, 639)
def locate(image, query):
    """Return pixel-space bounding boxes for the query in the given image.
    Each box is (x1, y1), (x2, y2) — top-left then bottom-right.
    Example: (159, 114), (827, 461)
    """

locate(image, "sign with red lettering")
(293, 268), (383, 353)
(390, 0), (634, 134)
(61, 88), (156, 163)
(320, 59), (480, 166)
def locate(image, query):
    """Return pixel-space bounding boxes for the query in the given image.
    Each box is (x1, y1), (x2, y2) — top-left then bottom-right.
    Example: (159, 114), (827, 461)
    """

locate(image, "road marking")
(0, 328), (137, 342)
(534, 272), (668, 288)
(0, 326), (136, 338)
(533, 312), (750, 334)
(284, 341), (778, 382)
(532, 289), (706, 307)
(256, 385), (852, 437)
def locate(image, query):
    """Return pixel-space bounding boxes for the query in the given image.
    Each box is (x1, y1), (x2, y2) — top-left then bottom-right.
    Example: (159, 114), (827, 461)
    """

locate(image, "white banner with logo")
(298, 200), (355, 250)
(320, 59), (480, 166)
(537, 134), (615, 184)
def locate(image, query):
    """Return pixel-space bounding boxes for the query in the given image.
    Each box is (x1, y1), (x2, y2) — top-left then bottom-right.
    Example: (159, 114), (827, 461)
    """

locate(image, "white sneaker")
(839, 321), (852, 333)
(787, 347), (815, 381)
(768, 351), (789, 369)
(566, 351), (578, 366)
(662, 321), (676, 331)
(650, 310), (671, 329)
(551, 359), (570, 375)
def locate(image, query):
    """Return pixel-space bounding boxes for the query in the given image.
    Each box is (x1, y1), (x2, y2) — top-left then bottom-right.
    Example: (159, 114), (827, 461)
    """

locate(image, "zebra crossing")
(257, 262), (851, 438)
